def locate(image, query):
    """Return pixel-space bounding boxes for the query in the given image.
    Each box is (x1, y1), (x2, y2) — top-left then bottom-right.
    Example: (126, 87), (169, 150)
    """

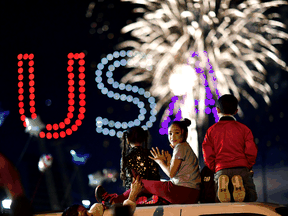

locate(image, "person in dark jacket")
(202, 94), (258, 203)
(119, 126), (160, 191)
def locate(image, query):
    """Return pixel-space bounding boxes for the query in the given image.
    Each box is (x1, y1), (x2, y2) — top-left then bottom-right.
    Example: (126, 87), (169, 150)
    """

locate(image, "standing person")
(96, 118), (201, 205)
(202, 94), (258, 203)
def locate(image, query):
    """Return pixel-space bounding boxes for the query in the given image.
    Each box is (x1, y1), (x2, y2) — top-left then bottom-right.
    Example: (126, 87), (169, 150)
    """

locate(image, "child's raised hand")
(149, 147), (166, 164)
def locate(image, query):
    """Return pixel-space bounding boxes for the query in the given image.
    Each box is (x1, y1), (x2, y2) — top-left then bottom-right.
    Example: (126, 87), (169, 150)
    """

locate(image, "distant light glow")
(2, 199), (12, 209)
(82, 200), (91, 208)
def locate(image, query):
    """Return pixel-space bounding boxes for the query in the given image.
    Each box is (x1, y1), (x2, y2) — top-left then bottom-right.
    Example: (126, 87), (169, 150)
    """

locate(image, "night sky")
(0, 0), (288, 213)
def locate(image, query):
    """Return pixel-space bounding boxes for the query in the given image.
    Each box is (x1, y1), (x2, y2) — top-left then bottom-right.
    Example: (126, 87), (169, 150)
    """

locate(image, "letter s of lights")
(17, 53), (86, 139)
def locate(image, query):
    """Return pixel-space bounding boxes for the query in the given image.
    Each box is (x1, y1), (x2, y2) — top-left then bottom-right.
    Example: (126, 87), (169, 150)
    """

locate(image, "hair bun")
(182, 118), (191, 127)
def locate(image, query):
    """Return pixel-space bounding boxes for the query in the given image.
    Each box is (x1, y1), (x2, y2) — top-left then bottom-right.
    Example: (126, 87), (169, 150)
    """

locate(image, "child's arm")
(149, 147), (181, 178)
(202, 132), (216, 172)
(244, 129), (258, 169)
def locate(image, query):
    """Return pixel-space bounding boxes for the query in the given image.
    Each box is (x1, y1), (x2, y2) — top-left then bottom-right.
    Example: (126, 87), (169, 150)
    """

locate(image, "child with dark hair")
(120, 126), (160, 190)
(202, 94), (258, 203)
(96, 118), (201, 206)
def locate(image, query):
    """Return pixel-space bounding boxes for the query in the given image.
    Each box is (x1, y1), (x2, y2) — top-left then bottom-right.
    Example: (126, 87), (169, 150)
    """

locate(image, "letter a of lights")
(159, 51), (220, 135)
(17, 53), (86, 139)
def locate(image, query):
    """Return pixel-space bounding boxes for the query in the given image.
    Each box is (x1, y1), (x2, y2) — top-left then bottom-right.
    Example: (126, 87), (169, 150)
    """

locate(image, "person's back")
(206, 119), (257, 172)
(202, 94), (257, 203)
(123, 146), (160, 190)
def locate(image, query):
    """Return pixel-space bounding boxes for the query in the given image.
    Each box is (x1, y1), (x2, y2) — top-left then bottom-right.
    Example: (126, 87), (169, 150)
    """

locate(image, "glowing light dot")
(103, 128), (109, 135)
(107, 91), (114, 98)
(107, 78), (114, 84)
(53, 132), (59, 139)
(95, 77), (102, 83)
(17, 54), (23, 60)
(148, 97), (155, 103)
(64, 118), (71, 125)
(67, 66), (73, 73)
(115, 122), (121, 129)
(109, 129), (116, 136)
(114, 60), (120, 67)
(132, 86), (139, 93)
(76, 120), (82, 126)
(71, 125), (78, 131)
(144, 91), (151, 98)
(79, 100), (86, 106)
(68, 60), (74, 66)
(78, 113), (85, 120)
(79, 107), (86, 114)
(30, 107), (35, 113)
(106, 71), (113, 78)
(46, 124), (52, 131)
(107, 54), (113, 60)
(97, 83), (104, 89)
(60, 131), (66, 138)
(138, 101), (144, 108)
(102, 58), (108, 64)
(79, 73), (85, 79)
(120, 50), (126, 57)
(66, 128), (72, 135)
(97, 63), (104, 70)
(119, 83), (125, 90)
(46, 133), (52, 139)
(117, 131), (123, 138)
(101, 88), (108, 94)
(138, 88), (145, 95)
(134, 119), (140, 126)
(79, 93), (86, 100)
(120, 94), (127, 101)
(150, 116), (156, 122)
(114, 93), (120, 100)
(108, 65), (115, 71)
(112, 82), (119, 88)
(113, 51), (120, 58)
(68, 93), (75, 99)
(31, 113), (37, 119)
(133, 98), (139, 104)
(53, 124), (59, 130)
(39, 132), (45, 138)
(120, 59), (127, 66)
(68, 106), (75, 112)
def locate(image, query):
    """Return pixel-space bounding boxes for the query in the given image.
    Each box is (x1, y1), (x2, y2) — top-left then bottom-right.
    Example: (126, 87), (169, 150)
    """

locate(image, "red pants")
(113, 179), (200, 204)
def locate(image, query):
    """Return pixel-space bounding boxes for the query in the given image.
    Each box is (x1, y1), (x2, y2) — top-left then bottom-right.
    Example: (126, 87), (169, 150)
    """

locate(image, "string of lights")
(17, 53), (86, 139)
(95, 50), (158, 138)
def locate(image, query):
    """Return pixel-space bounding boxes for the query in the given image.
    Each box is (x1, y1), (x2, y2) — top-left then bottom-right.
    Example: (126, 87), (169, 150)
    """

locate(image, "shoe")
(232, 175), (245, 202)
(218, 175), (231, 202)
(95, 185), (117, 208)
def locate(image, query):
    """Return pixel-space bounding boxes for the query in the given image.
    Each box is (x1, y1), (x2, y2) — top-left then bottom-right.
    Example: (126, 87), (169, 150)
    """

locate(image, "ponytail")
(120, 131), (128, 185)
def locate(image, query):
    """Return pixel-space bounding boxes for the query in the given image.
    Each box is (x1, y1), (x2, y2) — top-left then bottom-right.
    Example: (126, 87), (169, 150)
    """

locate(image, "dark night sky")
(0, 0), (288, 213)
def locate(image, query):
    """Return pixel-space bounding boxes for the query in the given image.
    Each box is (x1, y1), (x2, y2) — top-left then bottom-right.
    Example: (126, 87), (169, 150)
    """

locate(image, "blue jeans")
(214, 167), (257, 202)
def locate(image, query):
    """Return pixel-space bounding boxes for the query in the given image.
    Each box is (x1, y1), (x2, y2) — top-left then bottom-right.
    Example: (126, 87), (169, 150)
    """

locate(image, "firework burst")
(117, 0), (288, 155)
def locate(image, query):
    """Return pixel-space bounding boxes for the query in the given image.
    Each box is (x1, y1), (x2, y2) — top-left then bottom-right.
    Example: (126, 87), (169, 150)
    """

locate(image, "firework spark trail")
(118, 0), (288, 156)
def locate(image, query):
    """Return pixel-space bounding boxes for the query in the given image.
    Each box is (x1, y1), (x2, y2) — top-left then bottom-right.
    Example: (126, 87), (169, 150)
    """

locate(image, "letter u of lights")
(17, 53), (86, 139)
